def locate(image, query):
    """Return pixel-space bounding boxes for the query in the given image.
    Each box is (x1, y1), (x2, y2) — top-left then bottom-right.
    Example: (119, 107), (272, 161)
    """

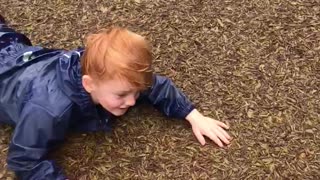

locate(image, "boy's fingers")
(193, 129), (206, 146)
(218, 127), (232, 140)
(215, 120), (229, 129)
(207, 132), (223, 147)
(213, 129), (230, 145)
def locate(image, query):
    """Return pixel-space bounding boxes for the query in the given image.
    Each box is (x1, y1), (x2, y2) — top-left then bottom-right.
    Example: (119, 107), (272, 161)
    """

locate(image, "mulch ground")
(0, 0), (319, 179)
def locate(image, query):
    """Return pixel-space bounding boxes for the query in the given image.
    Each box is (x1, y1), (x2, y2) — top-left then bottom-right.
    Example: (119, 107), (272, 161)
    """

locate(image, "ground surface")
(0, 0), (320, 179)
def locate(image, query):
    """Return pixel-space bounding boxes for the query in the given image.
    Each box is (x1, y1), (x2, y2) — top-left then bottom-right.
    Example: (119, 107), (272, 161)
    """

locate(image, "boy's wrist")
(185, 109), (203, 124)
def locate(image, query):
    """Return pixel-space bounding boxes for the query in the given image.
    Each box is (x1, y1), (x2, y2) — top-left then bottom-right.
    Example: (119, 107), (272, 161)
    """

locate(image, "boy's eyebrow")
(117, 90), (135, 94)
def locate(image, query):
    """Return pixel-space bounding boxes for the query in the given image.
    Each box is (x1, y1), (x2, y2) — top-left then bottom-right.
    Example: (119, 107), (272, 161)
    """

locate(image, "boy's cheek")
(101, 98), (124, 111)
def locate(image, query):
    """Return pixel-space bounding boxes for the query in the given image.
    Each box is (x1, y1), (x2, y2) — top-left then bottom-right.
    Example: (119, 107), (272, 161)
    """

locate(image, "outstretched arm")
(139, 74), (232, 147)
(139, 74), (195, 119)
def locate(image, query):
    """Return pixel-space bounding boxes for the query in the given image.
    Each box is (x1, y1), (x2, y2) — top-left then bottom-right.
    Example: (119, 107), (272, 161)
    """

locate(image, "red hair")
(81, 27), (153, 90)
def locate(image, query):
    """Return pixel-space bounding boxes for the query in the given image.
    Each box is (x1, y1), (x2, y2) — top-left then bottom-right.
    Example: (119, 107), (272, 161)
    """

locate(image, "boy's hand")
(186, 109), (232, 147)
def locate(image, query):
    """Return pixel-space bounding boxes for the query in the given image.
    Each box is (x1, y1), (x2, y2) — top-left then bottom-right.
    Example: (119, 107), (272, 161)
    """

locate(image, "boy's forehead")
(104, 78), (137, 91)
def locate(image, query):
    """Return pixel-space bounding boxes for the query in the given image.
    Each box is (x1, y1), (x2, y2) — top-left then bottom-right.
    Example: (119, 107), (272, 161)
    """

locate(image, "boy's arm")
(7, 102), (70, 180)
(139, 74), (195, 119)
(139, 74), (232, 147)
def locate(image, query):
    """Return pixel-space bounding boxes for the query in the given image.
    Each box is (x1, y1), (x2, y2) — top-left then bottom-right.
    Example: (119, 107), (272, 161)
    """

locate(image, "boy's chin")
(111, 108), (128, 116)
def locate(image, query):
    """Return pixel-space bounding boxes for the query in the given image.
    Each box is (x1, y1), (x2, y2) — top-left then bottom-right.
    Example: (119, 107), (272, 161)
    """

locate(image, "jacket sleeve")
(7, 102), (70, 180)
(0, 20), (32, 48)
(139, 74), (195, 119)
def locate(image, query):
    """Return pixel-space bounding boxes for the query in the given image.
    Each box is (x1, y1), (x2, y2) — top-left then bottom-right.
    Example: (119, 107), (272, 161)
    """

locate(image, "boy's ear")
(82, 75), (95, 93)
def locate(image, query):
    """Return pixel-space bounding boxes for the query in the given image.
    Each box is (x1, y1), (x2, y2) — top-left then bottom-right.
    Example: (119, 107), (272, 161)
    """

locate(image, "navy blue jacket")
(0, 21), (194, 179)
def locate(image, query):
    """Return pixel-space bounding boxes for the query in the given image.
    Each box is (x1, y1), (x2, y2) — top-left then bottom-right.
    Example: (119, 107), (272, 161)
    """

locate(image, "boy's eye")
(117, 94), (127, 98)
(116, 91), (140, 98)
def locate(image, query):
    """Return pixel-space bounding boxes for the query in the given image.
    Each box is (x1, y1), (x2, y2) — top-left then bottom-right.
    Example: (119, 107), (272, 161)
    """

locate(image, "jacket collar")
(56, 48), (97, 115)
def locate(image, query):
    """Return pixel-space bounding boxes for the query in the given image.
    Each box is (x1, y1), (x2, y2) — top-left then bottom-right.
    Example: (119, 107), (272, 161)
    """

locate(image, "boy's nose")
(125, 96), (136, 107)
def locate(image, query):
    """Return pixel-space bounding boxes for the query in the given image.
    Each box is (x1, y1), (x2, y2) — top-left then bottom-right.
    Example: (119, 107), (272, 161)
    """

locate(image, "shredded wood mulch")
(0, 0), (319, 179)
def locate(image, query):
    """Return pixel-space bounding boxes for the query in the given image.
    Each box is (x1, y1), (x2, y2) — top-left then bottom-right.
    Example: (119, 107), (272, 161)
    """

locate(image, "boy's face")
(83, 76), (140, 116)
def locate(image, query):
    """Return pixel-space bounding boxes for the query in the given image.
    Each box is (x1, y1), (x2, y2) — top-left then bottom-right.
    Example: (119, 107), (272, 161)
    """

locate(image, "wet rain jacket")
(0, 21), (194, 179)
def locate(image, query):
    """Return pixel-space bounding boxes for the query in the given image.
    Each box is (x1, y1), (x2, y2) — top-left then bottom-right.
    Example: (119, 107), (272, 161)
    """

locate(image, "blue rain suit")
(0, 20), (194, 179)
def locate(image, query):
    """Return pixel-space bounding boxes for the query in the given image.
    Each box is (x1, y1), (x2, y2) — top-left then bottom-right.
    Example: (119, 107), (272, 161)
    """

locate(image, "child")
(0, 15), (231, 179)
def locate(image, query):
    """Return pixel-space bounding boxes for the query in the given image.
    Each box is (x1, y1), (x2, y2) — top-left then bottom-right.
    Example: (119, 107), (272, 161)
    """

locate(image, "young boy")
(0, 15), (231, 179)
